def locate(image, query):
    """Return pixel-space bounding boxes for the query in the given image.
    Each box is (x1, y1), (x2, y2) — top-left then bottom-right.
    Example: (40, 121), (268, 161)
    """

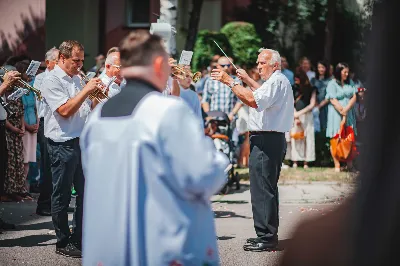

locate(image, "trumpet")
(0, 66), (42, 100)
(171, 65), (202, 83)
(77, 70), (110, 103)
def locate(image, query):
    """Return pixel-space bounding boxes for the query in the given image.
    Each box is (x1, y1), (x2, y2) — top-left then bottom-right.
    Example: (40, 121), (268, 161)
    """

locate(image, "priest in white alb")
(80, 30), (229, 266)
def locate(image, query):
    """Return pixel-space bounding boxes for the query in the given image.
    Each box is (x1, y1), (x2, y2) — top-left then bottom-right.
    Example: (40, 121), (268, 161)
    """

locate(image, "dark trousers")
(249, 132), (286, 241)
(48, 138), (84, 248)
(0, 120), (6, 197)
(37, 118), (52, 209)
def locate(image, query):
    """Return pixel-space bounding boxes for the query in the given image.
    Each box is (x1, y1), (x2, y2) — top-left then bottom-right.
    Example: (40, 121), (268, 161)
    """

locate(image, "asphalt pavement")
(0, 181), (352, 266)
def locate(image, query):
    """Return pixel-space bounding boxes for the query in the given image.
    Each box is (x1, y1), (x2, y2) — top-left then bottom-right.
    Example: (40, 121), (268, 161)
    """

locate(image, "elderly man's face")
(257, 51), (277, 80)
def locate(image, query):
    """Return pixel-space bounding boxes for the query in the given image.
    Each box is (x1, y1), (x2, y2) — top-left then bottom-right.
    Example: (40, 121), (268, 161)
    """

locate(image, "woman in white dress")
(286, 68), (317, 168)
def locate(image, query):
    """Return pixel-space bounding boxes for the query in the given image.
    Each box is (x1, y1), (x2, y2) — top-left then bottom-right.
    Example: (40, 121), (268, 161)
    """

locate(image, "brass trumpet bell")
(172, 65), (202, 83)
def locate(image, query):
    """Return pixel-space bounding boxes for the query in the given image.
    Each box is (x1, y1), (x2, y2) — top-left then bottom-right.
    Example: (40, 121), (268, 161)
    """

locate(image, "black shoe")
(243, 241), (278, 252)
(0, 218), (16, 230)
(246, 235), (278, 244)
(246, 237), (263, 244)
(36, 208), (51, 216)
(56, 243), (82, 258)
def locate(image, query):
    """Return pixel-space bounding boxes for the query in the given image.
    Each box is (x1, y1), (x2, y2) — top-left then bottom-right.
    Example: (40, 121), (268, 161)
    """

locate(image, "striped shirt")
(202, 75), (241, 114)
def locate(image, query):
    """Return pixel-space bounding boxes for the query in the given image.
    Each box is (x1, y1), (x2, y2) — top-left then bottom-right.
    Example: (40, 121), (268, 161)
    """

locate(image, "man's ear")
(153, 56), (164, 76)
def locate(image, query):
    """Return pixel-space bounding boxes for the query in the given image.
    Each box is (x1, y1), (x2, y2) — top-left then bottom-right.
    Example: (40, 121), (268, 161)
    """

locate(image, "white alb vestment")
(80, 91), (229, 266)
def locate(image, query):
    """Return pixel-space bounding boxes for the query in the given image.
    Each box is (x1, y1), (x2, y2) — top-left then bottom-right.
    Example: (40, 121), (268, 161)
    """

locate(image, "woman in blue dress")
(325, 63), (357, 172)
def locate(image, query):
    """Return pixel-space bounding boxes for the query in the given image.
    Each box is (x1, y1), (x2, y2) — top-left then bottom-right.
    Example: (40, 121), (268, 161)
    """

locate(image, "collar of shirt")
(53, 65), (74, 82)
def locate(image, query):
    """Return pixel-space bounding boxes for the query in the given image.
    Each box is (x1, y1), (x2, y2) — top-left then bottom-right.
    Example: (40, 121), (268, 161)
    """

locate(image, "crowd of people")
(0, 28), (366, 262)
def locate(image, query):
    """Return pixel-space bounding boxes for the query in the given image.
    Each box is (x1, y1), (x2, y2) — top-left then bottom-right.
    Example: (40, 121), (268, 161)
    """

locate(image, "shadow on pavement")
(0, 234), (55, 247)
(272, 239), (292, 252)
(214, 211), (252, 219)
(16, 221), (54, 231)
(217, 236), (235, 241)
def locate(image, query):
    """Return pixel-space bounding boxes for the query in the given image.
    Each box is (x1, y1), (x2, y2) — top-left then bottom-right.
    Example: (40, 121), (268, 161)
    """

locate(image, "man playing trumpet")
(40, 40), (101, 258)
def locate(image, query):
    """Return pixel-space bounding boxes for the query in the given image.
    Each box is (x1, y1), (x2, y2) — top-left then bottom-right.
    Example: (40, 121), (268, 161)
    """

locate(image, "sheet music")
(26, 61), (41, 77)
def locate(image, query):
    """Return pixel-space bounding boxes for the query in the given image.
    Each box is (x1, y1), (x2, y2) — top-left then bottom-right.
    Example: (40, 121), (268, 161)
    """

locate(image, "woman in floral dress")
(4, 63), (32, 201)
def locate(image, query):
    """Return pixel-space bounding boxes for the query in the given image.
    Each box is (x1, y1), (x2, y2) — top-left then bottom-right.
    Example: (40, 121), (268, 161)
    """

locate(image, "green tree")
(192, 30), (233, 72)
(220, 22), (262, 69)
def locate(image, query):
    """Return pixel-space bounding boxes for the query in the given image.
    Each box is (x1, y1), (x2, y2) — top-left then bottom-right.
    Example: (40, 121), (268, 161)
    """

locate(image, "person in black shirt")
(285, 68), (317, 168)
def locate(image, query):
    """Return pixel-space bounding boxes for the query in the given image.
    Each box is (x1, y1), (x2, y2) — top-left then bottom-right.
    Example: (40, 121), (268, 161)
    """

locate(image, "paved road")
(0, 182), (351, 266)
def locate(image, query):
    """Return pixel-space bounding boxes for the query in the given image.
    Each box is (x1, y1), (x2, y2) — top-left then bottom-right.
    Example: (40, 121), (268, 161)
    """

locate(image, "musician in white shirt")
(211, 48), (294, 252)
(33, 47), (59, 216)
(40, 40), (101, 258)
(99, 51), (123, 98)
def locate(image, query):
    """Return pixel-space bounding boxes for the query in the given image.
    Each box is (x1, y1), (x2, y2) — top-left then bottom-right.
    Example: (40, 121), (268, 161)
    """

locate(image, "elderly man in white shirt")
(211, 48), (294, 251)
(40, 40), (101, 258)
(33, 47), (59, 217)
(99, 51), (123, 98)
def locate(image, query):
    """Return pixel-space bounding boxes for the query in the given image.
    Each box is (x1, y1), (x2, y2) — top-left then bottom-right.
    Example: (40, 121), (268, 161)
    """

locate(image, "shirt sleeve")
(40, 76), (69, 113)
(159, 101), (229, 201)
(325, 80), (337, 100)
(252, 78), (281, 112)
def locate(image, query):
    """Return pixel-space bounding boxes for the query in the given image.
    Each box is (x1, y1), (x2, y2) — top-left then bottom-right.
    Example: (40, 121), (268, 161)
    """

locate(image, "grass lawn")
(234, 167), (356, 183)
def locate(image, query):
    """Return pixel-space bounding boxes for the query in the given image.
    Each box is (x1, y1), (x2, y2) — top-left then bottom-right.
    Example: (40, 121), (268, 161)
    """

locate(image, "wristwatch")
(228, 80), (240, 88)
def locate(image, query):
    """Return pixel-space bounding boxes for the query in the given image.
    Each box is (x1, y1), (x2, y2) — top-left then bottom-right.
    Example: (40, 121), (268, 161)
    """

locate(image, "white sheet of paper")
(7, 88), (29, 101)
(26, 61), (41, 77)
(179, 50), (193, 65)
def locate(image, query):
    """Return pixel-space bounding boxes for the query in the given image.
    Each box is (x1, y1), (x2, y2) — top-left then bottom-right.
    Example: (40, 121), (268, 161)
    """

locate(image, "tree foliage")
(192, 30), (233, 72)
(231, 0), (372, 79)
(220, 22), (262, 69)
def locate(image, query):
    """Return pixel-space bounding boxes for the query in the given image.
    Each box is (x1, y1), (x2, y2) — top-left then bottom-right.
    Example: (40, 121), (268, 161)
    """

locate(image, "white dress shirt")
(100, 74), (122, 98)
(80, 92), (228, 266)
(248, 70), (294, 132)
(40, 65), (92, 142)
(99, 70), (126, 89)
(33, 69), (51, 119)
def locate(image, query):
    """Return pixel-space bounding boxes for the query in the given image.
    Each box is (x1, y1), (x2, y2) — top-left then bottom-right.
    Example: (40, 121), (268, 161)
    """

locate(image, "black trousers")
(37, 118), (52, 209)
(249, 132), (286, 241)
(48, 138), (85, 248)
(0, 120), (6, 197)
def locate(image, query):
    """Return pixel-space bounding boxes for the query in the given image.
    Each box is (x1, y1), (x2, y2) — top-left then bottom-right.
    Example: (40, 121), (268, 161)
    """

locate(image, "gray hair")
(105, 52), (119, 65)
(45, 47), (59, 61)
(258, 48), (281, 67)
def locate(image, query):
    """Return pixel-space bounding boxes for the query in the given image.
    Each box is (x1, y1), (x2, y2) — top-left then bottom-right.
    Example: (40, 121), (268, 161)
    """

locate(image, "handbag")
(290, 119), (305, 140)
(330, 117), (355, 162)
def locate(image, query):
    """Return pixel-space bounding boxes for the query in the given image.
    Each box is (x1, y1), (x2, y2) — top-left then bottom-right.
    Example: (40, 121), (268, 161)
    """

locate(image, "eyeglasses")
(220, 64), (231, 68)
(111, 64), (121, 69)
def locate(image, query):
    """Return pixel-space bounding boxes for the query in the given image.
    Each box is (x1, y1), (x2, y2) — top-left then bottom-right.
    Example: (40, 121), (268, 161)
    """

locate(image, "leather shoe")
(36, 208), (51, 216)
(247, 235), (278, 244)
(246, 237), (263, 244)
(243, 241), (278, 252)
